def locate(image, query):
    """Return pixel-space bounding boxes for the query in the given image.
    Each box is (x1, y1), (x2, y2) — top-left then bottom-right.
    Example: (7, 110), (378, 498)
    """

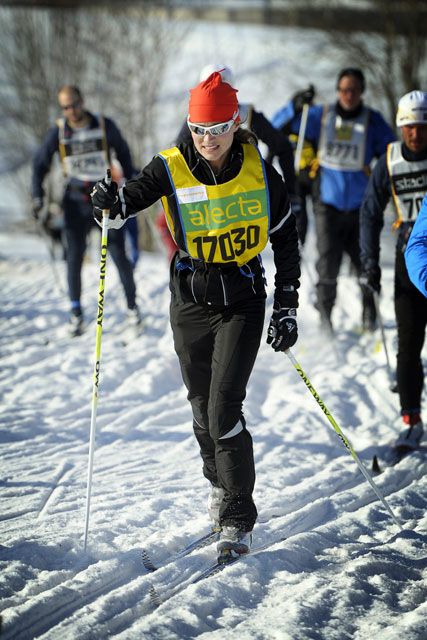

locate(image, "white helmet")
(199, 63), (234, 86)
(396, 90), (427, 127)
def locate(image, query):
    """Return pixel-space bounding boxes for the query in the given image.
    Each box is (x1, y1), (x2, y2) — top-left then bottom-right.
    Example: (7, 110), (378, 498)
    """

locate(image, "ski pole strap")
(284, 348), (404, 532)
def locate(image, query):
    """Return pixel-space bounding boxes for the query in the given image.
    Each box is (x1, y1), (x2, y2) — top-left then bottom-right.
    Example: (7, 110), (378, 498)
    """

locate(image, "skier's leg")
(63, 196), (90, 308)
(395, 251), (427, 413)
(314, 203), (343, 327)
(170, 299), (217, 485)
(207, 297), (265, 531)
(106, 226), (137, 309)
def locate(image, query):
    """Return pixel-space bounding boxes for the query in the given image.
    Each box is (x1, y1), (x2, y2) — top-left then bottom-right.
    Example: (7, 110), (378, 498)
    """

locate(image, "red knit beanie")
(188, 71), (239, 123)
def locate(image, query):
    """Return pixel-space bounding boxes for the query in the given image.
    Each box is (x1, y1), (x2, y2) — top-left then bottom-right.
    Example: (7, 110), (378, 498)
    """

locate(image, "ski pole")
(83, 169), (111, 550)
(34, 214), (66, 295)
(372, 291), (394, 387)
(285, 348), (403, 531)
(294, 103), (309, 175)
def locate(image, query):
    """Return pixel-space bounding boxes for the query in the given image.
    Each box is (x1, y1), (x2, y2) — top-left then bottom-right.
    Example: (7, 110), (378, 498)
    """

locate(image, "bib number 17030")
(193, 225), (260, 262)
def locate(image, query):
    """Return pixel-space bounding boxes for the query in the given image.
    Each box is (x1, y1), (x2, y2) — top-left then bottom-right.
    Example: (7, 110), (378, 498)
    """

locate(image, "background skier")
(360, 90), (427, 449)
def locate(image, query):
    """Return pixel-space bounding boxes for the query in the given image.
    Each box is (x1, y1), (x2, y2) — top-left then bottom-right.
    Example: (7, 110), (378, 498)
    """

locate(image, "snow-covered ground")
(1, 16), (427, 640)
(1, 201), (426, 639)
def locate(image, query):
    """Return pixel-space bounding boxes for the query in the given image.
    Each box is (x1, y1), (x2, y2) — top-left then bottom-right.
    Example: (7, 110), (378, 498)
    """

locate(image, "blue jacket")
(405, 195), (427, 297)
(272, 101), (395, 211)
(32, 111), (134, 199)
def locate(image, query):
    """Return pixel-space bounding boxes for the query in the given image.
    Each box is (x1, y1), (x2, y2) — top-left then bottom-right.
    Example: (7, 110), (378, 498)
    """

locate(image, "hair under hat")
(188, 72), (239, 124)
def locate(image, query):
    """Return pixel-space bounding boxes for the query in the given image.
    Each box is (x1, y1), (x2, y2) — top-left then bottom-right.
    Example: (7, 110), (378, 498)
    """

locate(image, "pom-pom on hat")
(199, 63), (234, 86)
(188, 72), (239, 124)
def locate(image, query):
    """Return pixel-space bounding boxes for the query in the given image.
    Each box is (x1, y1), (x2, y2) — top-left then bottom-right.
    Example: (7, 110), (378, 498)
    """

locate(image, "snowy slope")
(1, 208), (426, 640)
(1, 17), (427, 640)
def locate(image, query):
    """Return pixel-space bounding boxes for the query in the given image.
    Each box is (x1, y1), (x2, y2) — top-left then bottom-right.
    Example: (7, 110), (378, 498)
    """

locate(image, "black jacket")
(122, 140), (300, 308)
(360, 143), (427, 272)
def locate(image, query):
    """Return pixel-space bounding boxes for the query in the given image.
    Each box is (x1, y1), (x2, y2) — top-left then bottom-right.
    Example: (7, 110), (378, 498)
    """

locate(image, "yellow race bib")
(159, 144), (270, 266)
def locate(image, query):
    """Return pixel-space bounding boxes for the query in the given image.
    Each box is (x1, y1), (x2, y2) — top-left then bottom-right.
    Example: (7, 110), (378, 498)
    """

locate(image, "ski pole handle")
(102, 168), (112, 220)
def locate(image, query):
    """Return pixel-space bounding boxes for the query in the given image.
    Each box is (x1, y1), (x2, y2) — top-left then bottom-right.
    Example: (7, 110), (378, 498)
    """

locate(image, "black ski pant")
(313, 201), (374, 322)
(394, 250), (427, 413)
(63, 194), (136, 309)
(170, 295), (265, 531)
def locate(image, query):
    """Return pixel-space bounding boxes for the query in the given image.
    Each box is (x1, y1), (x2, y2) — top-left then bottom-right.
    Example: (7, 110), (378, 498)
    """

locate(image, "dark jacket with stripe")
(32, 111), (134, 200)
(360, 143), (427, 272)
(121, 139), (300, 309)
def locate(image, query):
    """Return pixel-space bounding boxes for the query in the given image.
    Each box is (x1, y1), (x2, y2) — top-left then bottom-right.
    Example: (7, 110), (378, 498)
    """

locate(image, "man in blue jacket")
(32, 85), (140, 336)
(360, 90), (427, 450)
(405, 194), (427, 297)
(272, 68), (395, 333)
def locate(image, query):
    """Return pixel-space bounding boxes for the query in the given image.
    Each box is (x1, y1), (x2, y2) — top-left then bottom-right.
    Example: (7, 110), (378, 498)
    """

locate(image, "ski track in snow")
(1, 215), (426, 640)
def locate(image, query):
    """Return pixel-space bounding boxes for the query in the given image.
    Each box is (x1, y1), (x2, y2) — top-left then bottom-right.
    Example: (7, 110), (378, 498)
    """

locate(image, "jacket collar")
(63, 111), (97, 134)
(401, 143), (427, 163)
(334, 101), (365, 120)
(177, 139), (244, 185)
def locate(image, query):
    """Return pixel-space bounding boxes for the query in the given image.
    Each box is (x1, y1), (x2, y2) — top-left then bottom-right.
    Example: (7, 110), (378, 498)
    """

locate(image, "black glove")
(91, 178), (119, 212)
(292, 84), (316, 115)
(267, 304), (298, 352)
(32, 197), (44, 220)
(359, 266), (381, 294)
(91, 178), (125, 227)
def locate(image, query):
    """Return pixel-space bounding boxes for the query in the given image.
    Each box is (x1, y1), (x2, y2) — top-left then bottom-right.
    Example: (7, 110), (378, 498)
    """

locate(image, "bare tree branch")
(0, 6), (187, 199)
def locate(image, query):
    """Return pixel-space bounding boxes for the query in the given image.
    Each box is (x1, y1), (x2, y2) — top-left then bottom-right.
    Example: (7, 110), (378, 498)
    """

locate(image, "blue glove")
(267, 304), (298, 351)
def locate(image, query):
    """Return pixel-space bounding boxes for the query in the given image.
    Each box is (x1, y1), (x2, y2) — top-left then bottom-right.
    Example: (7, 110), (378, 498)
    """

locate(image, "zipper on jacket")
(199, 156), (218, 185)
(190, 270), (198, 303)
(219, 272), (228, 306)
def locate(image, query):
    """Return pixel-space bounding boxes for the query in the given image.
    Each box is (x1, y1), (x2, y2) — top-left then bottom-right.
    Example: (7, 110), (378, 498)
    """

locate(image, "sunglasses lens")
(188, 121), (232, 136)
(210, 123), (230, 136)
(61, 101), (80, 111)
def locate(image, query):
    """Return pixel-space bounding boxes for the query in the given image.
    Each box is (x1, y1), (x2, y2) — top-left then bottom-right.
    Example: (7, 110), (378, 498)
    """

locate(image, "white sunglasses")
(187, 110), (239, 137)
